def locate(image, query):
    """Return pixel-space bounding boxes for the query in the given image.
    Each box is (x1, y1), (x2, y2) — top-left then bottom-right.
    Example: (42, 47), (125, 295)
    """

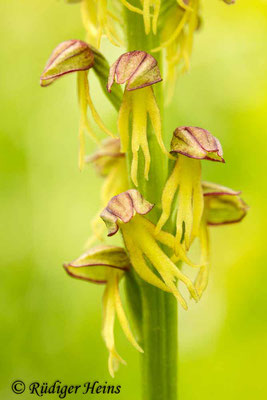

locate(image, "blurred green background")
(1, 0), (266, 399)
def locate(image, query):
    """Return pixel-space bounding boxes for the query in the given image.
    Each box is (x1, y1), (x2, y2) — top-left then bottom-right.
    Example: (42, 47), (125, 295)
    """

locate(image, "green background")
(1, 0), (266, 398)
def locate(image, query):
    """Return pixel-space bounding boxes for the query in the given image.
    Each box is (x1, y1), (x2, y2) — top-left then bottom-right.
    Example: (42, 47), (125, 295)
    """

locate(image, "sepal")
(63, 245), (130, 284)
(107, 51), (162, 92)
(171, 126), (225, 162)
(203, 181), (248, 225)
(101, 190), (154, 236)
(40, 40), (94, 86)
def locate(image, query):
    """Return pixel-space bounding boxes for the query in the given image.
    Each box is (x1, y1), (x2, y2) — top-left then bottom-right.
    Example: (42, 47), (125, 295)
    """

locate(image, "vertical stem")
(124, 4), (178, 400)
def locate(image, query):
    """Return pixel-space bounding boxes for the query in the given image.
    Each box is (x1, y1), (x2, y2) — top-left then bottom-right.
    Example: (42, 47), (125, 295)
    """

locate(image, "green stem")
(124, 4), (178, 400)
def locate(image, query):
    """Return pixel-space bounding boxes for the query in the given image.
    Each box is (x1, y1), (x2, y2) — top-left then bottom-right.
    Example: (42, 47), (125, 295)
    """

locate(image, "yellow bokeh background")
(0, 0), (266, 399)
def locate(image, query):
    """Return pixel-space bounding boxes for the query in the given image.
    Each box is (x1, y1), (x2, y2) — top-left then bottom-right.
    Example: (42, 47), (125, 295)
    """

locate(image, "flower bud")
(40, 40), (94, 87)
(107, 51), (162, 92)
(203, 181), (248, 225)
(63, 245), (130, 284)
(101, 189), (154, 236)
(170, 126), (225, 163)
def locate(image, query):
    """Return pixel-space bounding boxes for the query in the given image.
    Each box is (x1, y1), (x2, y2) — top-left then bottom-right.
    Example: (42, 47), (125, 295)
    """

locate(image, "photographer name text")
(11, 380), (121, 398)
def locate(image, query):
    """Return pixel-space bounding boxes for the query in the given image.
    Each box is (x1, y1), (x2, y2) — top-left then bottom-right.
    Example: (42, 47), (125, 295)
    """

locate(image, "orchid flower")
(100, 189), (200, 309)
(40, 40), (116, 169)
(195, 181), (248, 296)
(156, 126), (224, 255)
(64, 245), (143, 376)
(108, 51), (171, 187)
(152, 1), (200, 101)
(86, 138), (128, 245)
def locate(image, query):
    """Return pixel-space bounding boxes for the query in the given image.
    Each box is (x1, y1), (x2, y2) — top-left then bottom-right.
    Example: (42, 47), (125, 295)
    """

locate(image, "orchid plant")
(40, 0), (245, 399)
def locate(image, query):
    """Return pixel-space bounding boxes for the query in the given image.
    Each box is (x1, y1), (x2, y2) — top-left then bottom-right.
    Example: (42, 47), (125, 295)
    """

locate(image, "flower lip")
(40, 40), (94, 87)
(107, 50), (162, 92)
(170, 126), (225, 163)
(63, 245), (130, 284)
(101, 190), (154, 236)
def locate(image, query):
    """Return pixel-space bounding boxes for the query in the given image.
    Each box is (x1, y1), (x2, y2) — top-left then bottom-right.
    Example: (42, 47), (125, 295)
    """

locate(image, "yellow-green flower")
(156, 126), (224, 256)
(87, 138), (127, 204)
(101, 189), (199, 309)
(194, 181), (248, 297)
(64, 245), (143, 377)
(152, 0), (200, 102)
(40, 39), (115, 169)
(138, 0), (162, 35)
(108, 51), (170, 186)
(86, 138), (128, 245)
(81, 0), (123, 48)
